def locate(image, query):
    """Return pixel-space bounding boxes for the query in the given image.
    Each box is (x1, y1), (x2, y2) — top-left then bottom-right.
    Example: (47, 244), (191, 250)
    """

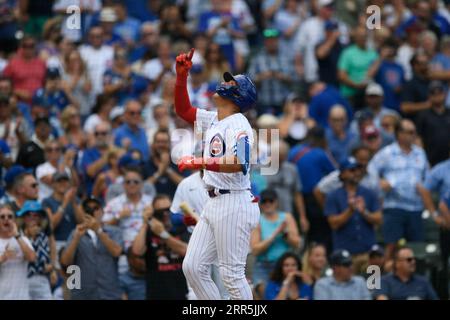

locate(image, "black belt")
(207, 189), (231, 198)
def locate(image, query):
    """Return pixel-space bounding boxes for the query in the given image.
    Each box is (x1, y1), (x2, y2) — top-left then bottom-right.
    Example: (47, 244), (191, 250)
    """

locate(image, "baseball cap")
(318, 0), (335, 8)
(100, 7), (117, 23)
(4, 165), (31, 187)
(46, 67), (61, 80)
(256, 114), (280, 129)
(52, 171), (70, 182)
(365, 83), (384, 96)
(339, 157), (360, 172)
(16, 200), (46, 217)
(260, 189), (278, 202)
(82, 196), (102, 211)
(263, 28), (280, 38)
(428, 80), (446, 94)
(362, 125), (380, 140)
(369, 244), (385, 258)
(109, 106), (125, 121)
(330, 249), (352, 266)
(355, 110), (374, 125)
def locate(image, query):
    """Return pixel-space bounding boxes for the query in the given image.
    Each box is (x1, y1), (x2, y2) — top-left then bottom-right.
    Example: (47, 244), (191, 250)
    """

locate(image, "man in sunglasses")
(374, 247), (438, 300)
(324, 157), (382, 274)
(60, 196), (123, 300)
(0, 204), (36, 299)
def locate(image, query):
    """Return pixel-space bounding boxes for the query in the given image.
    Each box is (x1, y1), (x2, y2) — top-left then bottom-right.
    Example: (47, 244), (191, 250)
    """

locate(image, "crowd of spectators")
(1, 0), (450, 300)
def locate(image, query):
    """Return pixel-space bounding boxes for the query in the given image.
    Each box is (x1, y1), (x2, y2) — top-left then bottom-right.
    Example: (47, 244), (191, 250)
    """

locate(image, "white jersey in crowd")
(195, 109), (253, 190)
(170, 171), (208, 217)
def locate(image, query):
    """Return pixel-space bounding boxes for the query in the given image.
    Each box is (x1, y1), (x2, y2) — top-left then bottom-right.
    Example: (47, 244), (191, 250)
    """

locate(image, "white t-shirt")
(79, 45), (113, 95)
(170, 171), (208, 216)
(0, 236), (34, 300)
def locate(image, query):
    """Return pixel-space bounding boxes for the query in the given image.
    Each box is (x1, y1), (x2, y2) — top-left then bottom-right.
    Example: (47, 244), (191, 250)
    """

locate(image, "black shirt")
(15, 141), (45, 171)
(316, 40), (343, 88)
(417, 107), (450, 167)
(143, 158), (188, 198)
(144, 225), (189, 300)
(401, 74), (430, 121)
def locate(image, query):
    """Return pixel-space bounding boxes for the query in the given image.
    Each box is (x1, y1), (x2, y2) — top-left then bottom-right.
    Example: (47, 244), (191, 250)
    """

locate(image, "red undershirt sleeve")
(175, 75), (197, 124)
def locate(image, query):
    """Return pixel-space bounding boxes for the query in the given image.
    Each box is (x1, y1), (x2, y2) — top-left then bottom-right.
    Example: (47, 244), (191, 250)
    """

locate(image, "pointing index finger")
(187, 48), (195, 61)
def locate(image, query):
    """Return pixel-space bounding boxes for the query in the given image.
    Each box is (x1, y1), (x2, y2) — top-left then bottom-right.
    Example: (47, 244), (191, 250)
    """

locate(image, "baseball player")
(175, 48), (260, 300)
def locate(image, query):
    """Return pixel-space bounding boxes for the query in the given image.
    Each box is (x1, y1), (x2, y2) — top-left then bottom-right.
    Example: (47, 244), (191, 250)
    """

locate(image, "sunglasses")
(46, 147), (61, 152)
(125, 179), (141, 185)
(127, 111), (142, 116)
(0, 214), (13, 220)
(30, 183), (39, 189)
(25, 211), (42, 218)
(400, 257), (416, 263)
(95, 131), (109, 136)
(261, 199), (275, 204)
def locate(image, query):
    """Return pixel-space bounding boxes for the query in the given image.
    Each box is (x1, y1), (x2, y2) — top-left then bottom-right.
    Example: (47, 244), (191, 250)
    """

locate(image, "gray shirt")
(265, 162), (302, 213)
(314, 275), (372, 300)
(67, 225), (123, 300)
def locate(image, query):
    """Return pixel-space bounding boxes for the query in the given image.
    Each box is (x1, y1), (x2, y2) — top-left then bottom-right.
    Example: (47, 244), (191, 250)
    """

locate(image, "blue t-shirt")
(103, 69), (149, 105)
(198, 11), (242, 71)
(374, 273), (438, 300)
(81, 147), (109, 195)
(375, 61), (405, 112)
(324, 185), (380, 254)
(123, 0), (158, 22)
(113, 18), (141, 43)
(113, 124), (150, 162)
(264, 280), (313, 300)
(325, 128), (357, 164)
(288, 144), (336, 194)
(42, 195), (79, 242)
(309, 86), (353, 129)
(0, 139), (11, 197)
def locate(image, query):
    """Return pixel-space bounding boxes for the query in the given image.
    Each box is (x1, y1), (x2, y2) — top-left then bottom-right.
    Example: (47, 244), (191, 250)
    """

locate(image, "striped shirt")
(368, 142), (429, 211)
(248, 49), (295, 107)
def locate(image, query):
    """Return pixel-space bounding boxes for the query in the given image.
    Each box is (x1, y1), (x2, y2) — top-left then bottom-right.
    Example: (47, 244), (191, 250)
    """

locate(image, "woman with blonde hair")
(59, 105), (87, 151)
(61, 50), (93, 117)
(301, 242), (328, 284)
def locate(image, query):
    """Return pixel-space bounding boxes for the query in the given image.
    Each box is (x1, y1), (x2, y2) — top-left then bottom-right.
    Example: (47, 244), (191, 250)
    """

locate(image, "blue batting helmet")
(216, 72), (257, 112)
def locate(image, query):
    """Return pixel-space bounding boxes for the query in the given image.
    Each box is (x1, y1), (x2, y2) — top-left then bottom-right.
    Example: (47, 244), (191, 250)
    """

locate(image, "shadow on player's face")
(221, 80), (237, 86)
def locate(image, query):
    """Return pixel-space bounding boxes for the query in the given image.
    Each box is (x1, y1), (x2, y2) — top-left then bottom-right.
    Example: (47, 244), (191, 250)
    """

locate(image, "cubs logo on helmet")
(216, 72), (257, 113)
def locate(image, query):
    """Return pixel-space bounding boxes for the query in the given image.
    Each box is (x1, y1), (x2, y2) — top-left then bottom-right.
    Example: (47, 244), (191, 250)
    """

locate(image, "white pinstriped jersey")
(196, 109), (253, 190)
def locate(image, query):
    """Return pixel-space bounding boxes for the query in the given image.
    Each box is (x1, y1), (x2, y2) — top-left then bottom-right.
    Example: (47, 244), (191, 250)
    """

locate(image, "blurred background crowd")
(0, 0), (450, 300)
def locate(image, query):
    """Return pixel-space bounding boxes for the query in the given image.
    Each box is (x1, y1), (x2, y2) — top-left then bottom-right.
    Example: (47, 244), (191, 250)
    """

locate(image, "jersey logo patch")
(209, 133), (225, 157)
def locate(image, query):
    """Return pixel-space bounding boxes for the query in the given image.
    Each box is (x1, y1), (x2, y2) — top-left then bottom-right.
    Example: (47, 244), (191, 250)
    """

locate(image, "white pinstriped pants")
(182, 191), (260, 300)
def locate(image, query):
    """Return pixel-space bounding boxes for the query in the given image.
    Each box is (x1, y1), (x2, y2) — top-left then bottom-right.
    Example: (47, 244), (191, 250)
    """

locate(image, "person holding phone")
(60, 196), (123, 300)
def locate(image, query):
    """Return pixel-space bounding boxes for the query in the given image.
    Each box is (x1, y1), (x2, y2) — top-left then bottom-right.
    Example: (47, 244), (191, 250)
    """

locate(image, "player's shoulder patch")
(209, 133), (225, 157)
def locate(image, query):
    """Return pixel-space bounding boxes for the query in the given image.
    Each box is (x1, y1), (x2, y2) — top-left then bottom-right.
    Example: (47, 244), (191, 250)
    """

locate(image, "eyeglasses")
(127, 111), (142, 116)
(95, 131), (109, 136)
(46, 147), (61, 153)
(399, 257), (416, 263)
(0, 214), (13, 220)
(125, 179), (142, 185)
(25, 212), (41, 218)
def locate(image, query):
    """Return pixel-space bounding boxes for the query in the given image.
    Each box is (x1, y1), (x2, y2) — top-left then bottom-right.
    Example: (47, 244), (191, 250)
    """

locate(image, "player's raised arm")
(174, 48), (197, 123)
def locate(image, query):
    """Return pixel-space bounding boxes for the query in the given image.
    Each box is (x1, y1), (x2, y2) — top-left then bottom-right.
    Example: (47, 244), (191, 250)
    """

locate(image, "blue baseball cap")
(4, 165), (31, 187)
(16, 200), (46, 217)
(339, 157), (360, 171)
(325, 20), (338, 31)
(46, 67), (61, 80)
(330, 249), (352, 266)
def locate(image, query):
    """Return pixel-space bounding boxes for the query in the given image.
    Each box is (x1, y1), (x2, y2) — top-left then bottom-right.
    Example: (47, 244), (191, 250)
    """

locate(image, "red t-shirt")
(3, 53), (46, 102)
